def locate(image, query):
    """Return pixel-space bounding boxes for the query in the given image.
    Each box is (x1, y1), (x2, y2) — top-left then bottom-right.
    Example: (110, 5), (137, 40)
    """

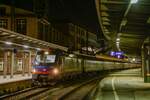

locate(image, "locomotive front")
(32, 50), (59, 85)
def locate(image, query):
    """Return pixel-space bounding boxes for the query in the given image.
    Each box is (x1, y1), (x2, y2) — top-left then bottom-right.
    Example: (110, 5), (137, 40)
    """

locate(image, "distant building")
(52, 22), (99, 53)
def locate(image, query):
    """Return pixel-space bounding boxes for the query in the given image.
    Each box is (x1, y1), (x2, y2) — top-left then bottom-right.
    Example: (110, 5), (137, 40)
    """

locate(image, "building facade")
(0, 4), (38, 38)
(0, 4), (67, 47)
(52, 22), (99, 53)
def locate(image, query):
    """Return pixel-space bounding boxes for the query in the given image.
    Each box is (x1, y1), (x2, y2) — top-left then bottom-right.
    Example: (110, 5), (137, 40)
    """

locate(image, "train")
(32, 50), (140, 85)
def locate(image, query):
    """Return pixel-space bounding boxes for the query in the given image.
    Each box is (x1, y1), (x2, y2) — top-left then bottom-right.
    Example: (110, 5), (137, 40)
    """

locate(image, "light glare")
(32, 69), (36, 73)
(69, 54), (74, 57)
(53, 68), (59, 75)
(5, 42), (12, 45)
(116, 38), (120, 41)
(23, 45), (29, 48)
(37, 48), (41, 51)
(132, 58), (136, 61)
(116, 41), (120, 44)
(130, 0), (138, 4)
(44, 51), (49, 55)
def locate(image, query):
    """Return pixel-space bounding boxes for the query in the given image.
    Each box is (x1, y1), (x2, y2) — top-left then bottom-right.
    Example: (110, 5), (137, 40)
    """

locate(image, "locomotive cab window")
(34, 51), (57, 65)
(45, 55), (56, 63)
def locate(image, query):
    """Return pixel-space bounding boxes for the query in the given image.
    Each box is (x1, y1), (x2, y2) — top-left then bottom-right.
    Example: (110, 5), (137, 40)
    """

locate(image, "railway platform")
(93, 68), (150, 100)
(0, 74), (32, 96)
(0, 74), (31, 85)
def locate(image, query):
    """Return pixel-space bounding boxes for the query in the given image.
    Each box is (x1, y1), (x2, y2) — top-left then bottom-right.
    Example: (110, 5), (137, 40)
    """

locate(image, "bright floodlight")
(116, 43), (119, 46)
(116, 38), (120, 41)
(5, 41), (12, 45)
(36, 48), (41, 51)
(69, 54), (74, 57)
(23, 45), (29, 48)
(116, 41), (120, 44)
(130, 0), (138, 4)
(132, 58), (136, 62)
(44, 51), (49, 55)
(53, 68), (59, 75)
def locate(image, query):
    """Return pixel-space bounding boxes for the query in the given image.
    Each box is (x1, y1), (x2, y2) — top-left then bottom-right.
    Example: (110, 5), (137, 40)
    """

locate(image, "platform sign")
(110, 51), (115, 56)
(110, 51), (124, 58)
(115, 51), (124, 55)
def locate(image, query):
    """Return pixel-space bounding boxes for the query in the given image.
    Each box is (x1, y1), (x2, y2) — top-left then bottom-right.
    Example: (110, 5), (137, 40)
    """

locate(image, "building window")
(0, 7), (6, 16)
(16, 19), (27, 35)
(0, 19), (8, 29)
(45, 25), (49, 41)
(38, 22), (43, 39)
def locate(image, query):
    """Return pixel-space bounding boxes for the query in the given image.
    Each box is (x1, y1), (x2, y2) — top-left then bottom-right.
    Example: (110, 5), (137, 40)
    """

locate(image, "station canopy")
(0, 28), (68, 52)
(98, 0), (150, 56)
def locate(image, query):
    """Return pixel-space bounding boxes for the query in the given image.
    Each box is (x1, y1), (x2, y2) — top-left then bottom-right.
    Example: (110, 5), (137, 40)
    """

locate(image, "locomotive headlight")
(53, 68), (59, 75)
(32, 69), (36, 73)
(35, 61), (39, 65)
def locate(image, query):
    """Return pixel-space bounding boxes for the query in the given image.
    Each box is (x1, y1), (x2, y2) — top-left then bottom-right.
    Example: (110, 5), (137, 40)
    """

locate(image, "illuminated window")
(0, 19), (8, 29)
(16, 19), (27, 35)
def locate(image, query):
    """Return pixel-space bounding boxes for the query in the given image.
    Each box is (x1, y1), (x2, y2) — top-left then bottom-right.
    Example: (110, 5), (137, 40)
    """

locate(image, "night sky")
(0, 0), (102, 37)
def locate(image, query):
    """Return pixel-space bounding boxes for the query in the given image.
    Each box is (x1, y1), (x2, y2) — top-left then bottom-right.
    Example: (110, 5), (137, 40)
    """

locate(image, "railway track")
(42, 76), (103, 100)
(0, 74), (105, 100)
(59, 78), (99, 100)
(0, 86), (50, 100)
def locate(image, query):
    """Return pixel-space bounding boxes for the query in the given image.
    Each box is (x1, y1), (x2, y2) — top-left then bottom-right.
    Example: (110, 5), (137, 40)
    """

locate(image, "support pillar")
(144, 45), (150, 82)
(86, 31), (89, 54)
(22, 52), (25, 76)
(141, 45), (145, 77)
(3, 51), (7, 78)
(10, 51), (14, 78)
(28, 51), (31, 76)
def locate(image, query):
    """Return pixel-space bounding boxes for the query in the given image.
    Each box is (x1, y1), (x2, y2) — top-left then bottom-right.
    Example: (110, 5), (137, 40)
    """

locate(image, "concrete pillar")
(144, 45), (150, 82)
(81, 59), (85, 73)
(141, 45), (145, 77)
(10, 51), (14, 78)
(86, 31), (88, 54)
(28, 51), (31, 76)
(22, 52), (25, 76)
(3, 52), (7, 78)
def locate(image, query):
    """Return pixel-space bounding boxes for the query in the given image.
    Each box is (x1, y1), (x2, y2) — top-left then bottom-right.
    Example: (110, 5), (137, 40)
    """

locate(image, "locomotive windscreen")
(35, 51), (57, 64)
(45, 55), (56, 63)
